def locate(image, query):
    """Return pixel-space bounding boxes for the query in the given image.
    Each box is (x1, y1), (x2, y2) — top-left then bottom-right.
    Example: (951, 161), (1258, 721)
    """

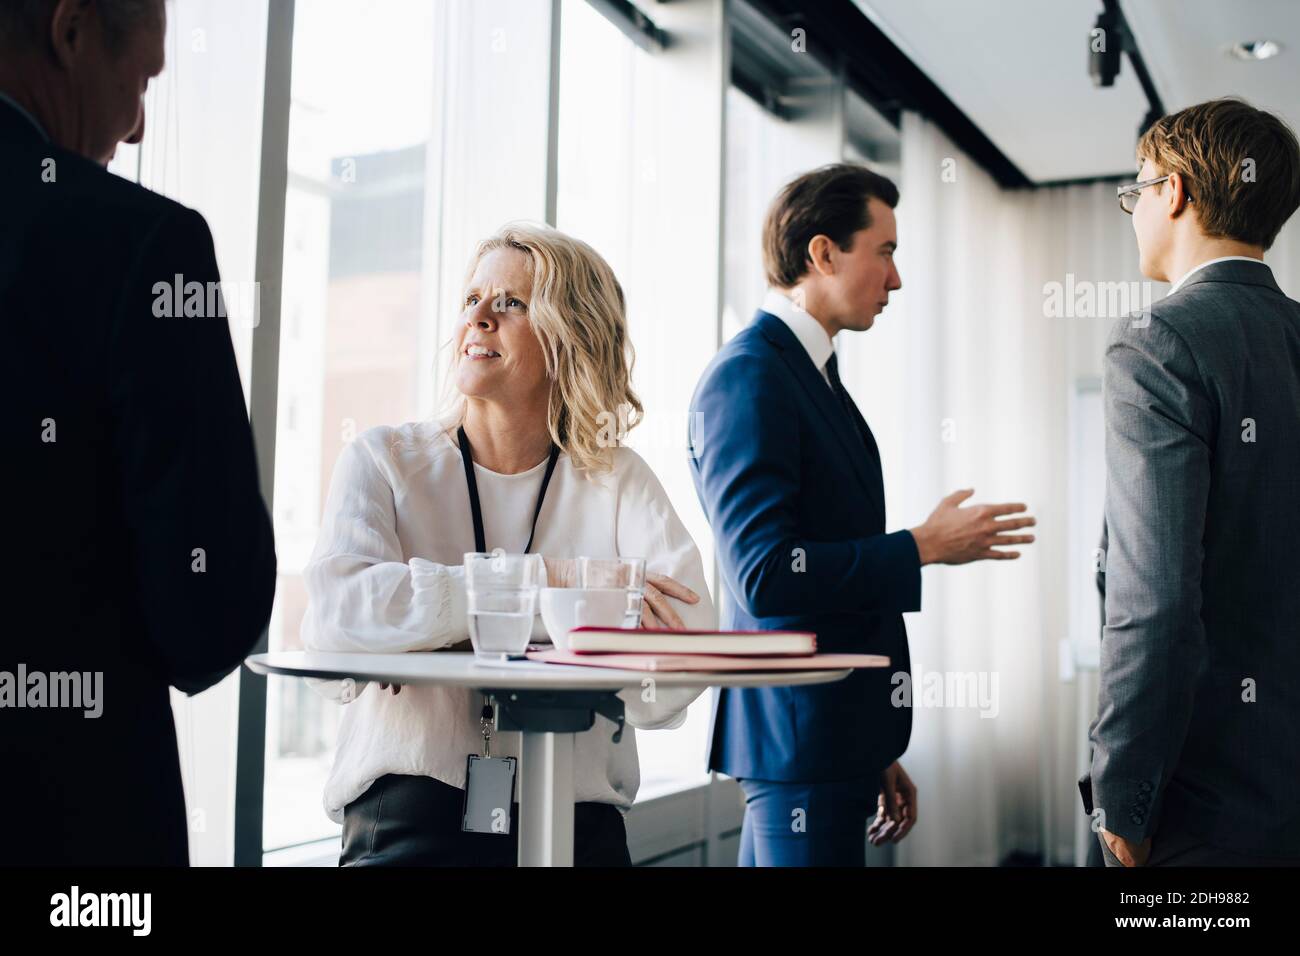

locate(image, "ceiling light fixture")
(1228, 40), (1283, 61)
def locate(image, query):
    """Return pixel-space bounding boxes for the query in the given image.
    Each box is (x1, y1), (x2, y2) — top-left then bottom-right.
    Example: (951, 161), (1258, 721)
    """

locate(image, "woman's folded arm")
(301, 436), (468, 655)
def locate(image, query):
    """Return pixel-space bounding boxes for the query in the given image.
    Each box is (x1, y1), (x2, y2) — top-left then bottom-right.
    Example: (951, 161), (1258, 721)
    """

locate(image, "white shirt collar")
(761, 288), (835, 374)
(0, 92), (50, 142)
(1167, 255), (1265, 296)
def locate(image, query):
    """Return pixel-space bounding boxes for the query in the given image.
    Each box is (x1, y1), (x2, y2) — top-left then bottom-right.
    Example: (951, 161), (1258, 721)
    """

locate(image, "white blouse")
(301, 419), (716, 822)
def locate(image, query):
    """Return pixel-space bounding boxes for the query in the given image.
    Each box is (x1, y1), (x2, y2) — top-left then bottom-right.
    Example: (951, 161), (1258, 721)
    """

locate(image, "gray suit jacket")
(1083, 259), (1300, 856)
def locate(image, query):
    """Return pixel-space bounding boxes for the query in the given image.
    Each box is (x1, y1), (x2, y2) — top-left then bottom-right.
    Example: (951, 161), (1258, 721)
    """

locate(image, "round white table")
(245, 650), (851, 867)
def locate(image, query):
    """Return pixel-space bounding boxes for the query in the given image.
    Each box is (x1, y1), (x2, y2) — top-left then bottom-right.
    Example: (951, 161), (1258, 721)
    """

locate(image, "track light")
(1089, 9), (1123, 88)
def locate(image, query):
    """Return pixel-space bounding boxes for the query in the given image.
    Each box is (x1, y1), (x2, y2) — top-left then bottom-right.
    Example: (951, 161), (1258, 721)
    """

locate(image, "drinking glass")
(465, 551), (543, 659)
(577, 556), (646, 629)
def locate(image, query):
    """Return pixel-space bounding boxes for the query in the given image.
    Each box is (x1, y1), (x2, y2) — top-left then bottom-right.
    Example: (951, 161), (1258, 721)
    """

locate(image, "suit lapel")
(755, 311), (886, 522)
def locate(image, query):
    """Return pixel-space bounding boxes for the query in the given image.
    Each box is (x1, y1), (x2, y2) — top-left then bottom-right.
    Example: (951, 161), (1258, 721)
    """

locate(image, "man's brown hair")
(1138, 97), (1300, 250)
(762, 163), (899, 288)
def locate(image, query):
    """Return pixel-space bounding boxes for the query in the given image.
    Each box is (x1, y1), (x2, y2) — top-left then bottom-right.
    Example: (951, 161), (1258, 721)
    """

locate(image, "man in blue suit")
(689, 164), (1035, 866)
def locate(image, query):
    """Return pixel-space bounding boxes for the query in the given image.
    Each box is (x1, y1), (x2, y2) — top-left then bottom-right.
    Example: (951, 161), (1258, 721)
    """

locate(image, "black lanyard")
(457, 425), (560, 555)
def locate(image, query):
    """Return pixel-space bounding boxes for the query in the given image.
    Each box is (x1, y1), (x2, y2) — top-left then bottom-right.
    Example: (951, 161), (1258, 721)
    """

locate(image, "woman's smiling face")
(455, 247), (550, 405)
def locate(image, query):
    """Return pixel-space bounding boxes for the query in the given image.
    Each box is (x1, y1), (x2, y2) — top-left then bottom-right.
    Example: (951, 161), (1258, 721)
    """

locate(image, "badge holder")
(463, 696), (517, 834)
(461, 690), (626, 835)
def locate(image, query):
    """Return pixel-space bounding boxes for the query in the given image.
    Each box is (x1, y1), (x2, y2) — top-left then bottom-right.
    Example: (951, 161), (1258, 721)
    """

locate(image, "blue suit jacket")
(689, 310), (921, 782)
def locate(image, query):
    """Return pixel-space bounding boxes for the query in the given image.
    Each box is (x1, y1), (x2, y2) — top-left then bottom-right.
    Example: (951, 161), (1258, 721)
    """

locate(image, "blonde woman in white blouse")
(302, 222), (716, 866)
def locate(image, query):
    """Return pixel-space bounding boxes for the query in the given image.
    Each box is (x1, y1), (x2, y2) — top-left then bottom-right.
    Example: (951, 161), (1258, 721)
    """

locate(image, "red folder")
(525, 648), (890, 672)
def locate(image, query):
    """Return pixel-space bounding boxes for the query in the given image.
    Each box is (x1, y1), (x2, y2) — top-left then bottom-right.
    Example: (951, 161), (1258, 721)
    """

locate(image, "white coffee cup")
(539, 587), (632, 652)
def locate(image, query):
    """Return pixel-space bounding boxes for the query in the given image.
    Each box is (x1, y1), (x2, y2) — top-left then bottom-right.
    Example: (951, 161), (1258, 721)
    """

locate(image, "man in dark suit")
(1084, 98), (1300, 867)
(0, 0), (276, 864)
(689, 164), (1035, 865)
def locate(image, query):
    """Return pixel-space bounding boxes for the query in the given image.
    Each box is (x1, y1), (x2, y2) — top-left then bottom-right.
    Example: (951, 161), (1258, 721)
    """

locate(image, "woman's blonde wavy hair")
(442, 222), (643, 477)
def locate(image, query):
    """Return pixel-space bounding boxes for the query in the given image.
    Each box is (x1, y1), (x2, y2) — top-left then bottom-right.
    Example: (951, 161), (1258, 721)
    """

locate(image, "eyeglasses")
(1116, 175), (1193, 214)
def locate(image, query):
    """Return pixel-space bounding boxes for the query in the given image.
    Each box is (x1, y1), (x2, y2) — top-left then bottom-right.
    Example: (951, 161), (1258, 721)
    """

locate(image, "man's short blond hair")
(1138, 98), (1300, 250)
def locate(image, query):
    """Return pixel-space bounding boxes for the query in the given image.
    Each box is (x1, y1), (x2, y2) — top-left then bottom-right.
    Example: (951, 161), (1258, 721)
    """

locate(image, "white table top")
(245, 651), (851, 691)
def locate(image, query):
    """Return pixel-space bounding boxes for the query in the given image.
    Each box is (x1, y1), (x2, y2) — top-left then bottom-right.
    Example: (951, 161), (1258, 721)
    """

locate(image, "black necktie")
(825, 352), (880, 463)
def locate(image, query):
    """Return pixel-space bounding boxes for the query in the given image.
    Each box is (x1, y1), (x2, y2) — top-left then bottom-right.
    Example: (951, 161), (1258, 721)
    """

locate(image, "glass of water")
(465, 552), (543, 660)
(578, 556), (647, 629)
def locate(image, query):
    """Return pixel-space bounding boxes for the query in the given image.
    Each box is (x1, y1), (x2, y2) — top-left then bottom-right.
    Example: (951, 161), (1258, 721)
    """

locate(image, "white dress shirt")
(1167, 255), (1265, 295)
(761, 288), (835, 385)
(301, 419), (716, 822)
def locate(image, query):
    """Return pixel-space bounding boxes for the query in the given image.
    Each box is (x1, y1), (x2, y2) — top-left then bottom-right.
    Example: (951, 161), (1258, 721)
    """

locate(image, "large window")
(263, 0), (440, 852)
(263, 0), (560, 853)
(556, 0), (723, 797)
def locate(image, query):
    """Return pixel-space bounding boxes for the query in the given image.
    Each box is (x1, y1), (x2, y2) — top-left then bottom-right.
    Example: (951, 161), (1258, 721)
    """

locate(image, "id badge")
(462, 755), (516, 835)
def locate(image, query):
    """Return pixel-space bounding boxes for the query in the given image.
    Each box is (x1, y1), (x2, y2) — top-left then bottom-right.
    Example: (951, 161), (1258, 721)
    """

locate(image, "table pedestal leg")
(518, 730), (574, 867)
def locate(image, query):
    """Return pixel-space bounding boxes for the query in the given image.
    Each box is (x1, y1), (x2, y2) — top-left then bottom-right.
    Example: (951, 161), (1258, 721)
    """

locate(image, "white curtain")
(838, 111), (1148, 865)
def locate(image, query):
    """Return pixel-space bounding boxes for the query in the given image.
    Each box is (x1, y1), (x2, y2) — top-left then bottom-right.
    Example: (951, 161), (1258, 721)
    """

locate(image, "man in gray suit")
(1082, 98), (1300, 866)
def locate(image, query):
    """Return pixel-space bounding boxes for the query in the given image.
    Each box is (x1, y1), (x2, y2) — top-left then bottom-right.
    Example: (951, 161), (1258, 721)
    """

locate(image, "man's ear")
(49, 0), (93, 70)
(806, 235), (835, 278)
(1166, 171), (1193, 218)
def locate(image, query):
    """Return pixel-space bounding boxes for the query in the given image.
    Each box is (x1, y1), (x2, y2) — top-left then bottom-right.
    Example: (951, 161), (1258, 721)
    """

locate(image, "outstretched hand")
(910, 489), (1036, 565)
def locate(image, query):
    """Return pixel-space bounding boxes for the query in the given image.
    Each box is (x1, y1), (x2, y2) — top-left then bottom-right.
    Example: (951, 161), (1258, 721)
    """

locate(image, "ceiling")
(852, 0), (1300, 184)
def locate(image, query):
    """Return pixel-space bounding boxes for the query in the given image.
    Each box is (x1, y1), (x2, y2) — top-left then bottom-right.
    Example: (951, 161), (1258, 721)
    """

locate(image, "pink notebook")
(525, 648), (890, 672)
(565, 627), (816, 656)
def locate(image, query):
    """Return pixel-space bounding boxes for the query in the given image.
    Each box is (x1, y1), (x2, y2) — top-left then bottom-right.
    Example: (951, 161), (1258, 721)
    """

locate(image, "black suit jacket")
(0, 100), (276, 864)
